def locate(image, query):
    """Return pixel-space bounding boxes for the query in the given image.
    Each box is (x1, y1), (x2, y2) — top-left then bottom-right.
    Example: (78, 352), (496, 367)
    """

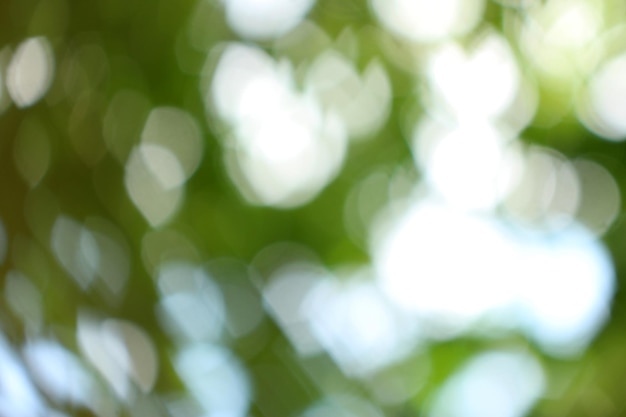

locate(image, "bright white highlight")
(430, 351), (545, 417)
(221, 0), (316, 40)
(373, 198), (615, 354)
(374, 201), (514, 328)
(209, 43), (347, 208)
(23, 340), (93, 406)
(426, 34), (520, 120)
(7, 37), (54, 107)
(414, 120), (518, 211)
(514, 229), (614, 355)
(413, 34), (524, 212)
(0, 335), (46, 417)
(370, 0), (484, 43)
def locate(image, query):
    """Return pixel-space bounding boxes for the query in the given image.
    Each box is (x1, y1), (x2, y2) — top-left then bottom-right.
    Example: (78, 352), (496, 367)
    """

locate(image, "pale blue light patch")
(156, 262), (225, 343)
(175, 344), (251, 417)
(23, 339), (94, 406)
(0, 334), (46, 416)
(430, 350), (545, 417)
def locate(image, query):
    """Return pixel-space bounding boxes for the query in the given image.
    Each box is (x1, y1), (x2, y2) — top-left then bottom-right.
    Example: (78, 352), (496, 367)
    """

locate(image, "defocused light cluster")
(51, 216), (130, 294)
(207, 43), (348, 207)
(125, 107), (203, 226)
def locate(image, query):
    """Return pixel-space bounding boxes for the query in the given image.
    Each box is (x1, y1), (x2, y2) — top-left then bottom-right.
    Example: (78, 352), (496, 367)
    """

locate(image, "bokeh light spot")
(175, 344), (251, 417)
(5, 271), (43, 334)
(23, 339), (93, 406)
(7, 37), (54, 107)
(51, 216), (130, 296)
(504, 147), (580, 229)
(573, 159), (621, 235)
(0, 334), (46, 417)
(585, 53), (626, 140)
(263, 262), (326, 356)
(430, 351), (545, 417)
(78, 315), (159, 400)
(306, 51), (391, 139)
(425, 33), (520, 120)
(77, 315), (131, 400)
(51, 216), (100, 290)
(125, 145), (184, 227)
(156, 261), (225, 343)
(414, 120), (516, 211)
(141, 107), (204, 180)
(514, 226), (615, 356)
(305, 273), (417, 377)
(221, 0), (316, 40)
(102, 320), (159, 393)
(370, 0), (484, 43)
(519, 0), (603, 80)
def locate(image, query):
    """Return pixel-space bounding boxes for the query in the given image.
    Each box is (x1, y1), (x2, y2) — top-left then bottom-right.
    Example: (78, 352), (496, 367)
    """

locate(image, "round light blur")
(369, 0), (484, 43)
(413, 120), (517, 212)
(124, 144), (184, 227)
(586, 53), (626, 140)
(430, 350), (545, 417)
(425, 33), (520, 120)
(175, 344), (251, 417)
(7, 37), (54, 108)
(221, 0), (316, 40)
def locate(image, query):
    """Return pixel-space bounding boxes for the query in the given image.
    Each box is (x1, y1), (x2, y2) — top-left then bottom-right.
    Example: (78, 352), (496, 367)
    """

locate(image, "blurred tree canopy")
(2, 0), (626, 416)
